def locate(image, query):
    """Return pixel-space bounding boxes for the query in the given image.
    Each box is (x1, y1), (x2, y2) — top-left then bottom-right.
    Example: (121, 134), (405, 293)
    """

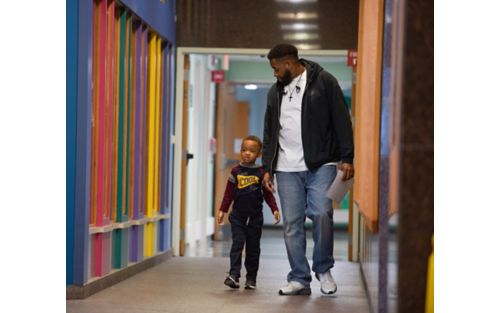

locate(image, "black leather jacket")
(262, 59), (354, 173)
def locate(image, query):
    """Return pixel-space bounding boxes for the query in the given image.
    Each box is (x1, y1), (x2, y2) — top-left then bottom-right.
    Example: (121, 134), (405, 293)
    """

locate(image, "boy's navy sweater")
(219, 164), (279, 217)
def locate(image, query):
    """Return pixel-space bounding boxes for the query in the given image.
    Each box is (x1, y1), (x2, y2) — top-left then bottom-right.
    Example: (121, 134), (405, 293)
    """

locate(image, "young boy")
(217, 135), (280, 290)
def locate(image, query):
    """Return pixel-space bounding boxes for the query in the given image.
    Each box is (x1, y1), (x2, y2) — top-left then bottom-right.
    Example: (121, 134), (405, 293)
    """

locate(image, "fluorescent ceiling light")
(283, 32), (320, 40)
(277, 12), (319, 20)
(281, 23), (318, 31)
(244, 84), (258, 90)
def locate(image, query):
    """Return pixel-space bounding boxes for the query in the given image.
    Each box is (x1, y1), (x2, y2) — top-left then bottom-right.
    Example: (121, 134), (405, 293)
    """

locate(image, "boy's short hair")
(242, 135), (263, 152)
(267, 43), (299, 61)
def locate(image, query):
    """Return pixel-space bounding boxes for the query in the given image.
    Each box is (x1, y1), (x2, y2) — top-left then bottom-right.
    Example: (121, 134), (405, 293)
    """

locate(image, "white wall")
(185, 55), (216, 245)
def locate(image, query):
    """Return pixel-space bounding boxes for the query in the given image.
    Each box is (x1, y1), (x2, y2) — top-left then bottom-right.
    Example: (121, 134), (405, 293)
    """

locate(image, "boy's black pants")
(228, 211), (263, 280)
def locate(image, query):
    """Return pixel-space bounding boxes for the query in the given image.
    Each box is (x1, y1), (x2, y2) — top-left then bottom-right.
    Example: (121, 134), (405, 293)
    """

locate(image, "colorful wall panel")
(68, 0), (175, 285)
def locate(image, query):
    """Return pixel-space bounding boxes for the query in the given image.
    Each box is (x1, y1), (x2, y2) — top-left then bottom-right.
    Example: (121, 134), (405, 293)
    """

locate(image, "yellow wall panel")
(146, 33), (157, 217)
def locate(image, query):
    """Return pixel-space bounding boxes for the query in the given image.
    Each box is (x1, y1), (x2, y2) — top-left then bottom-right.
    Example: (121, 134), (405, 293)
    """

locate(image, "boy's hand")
(263, 172), (275, 193)
(217, 211), (226, 225)
(273, 211), (281, 224)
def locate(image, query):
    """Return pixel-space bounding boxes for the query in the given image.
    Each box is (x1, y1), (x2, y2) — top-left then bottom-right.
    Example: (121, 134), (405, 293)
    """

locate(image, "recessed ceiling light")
(295, 43), (322, 50)
(280, 23), (318, 31)
(275, 0), (318, 3)
(283, 32), (320, 40)
(277, 12), (319, 20)
(244, 84), (258, 90)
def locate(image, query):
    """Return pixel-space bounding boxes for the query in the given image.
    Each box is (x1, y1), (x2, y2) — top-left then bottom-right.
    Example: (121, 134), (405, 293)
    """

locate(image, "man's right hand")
(263, 172), (275, 193)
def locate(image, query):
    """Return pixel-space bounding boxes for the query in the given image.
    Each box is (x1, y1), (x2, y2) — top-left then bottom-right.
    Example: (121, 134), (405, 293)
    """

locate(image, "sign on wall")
(347, 50), (358, 67)
(211, 70), (225, 83)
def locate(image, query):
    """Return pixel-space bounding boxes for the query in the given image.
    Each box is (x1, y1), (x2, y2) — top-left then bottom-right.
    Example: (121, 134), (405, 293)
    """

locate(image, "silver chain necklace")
(285, 72), (303, 102)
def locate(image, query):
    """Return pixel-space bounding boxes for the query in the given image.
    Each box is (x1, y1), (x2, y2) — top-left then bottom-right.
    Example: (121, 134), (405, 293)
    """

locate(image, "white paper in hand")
(326, 169), (354, 203)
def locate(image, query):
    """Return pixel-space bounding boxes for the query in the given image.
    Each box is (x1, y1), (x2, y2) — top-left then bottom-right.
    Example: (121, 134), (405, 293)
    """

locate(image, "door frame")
(172, 47), (351, 256)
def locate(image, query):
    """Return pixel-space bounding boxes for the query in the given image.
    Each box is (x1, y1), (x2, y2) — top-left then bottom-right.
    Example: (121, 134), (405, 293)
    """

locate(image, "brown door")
(214, 82), (249, 240)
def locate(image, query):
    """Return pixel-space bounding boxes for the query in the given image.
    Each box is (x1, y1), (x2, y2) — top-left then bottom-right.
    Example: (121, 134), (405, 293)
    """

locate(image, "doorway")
(172, 48), (355, 260)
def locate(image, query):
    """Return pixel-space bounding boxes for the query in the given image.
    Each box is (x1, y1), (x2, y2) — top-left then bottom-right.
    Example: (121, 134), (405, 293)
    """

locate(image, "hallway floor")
(67, 228), (369, 313)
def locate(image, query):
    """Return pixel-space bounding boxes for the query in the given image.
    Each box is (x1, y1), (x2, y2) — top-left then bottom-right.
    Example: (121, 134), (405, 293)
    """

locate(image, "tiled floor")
(67, 228), (369, 313)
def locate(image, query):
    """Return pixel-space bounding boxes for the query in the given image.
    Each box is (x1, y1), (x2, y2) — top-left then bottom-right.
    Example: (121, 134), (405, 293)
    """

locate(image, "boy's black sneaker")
(244, 279), (256, 290)
(224, 275), (240, 289)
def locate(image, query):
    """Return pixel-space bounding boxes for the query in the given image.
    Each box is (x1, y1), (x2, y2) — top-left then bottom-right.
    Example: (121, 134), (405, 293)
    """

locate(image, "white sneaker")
(316, 270), (337, 295)
(278, 281), (311, 296)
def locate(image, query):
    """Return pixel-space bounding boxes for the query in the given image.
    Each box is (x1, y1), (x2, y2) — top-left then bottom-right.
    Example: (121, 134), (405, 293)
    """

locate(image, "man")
(262, 43), (354, 296)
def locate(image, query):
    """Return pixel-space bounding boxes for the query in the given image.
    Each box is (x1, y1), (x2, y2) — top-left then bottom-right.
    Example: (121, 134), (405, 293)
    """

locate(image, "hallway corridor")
(67, 229), (369, 313)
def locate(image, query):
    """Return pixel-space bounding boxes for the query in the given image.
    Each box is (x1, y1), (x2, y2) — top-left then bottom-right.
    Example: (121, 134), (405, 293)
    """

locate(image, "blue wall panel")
(72, 0), (94, 285)
(66, 0), (78, 285)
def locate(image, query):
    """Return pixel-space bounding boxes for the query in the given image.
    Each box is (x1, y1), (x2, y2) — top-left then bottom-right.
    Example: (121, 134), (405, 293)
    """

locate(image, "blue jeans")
(276, 165), (336, 286)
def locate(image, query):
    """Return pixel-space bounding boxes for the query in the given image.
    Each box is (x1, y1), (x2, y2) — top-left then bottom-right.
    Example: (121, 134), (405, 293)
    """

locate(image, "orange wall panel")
(353, 0), (385, 232)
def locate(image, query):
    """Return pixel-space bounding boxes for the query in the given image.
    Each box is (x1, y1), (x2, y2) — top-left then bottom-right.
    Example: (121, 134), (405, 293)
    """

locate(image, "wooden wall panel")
(353, 0), (384, 232)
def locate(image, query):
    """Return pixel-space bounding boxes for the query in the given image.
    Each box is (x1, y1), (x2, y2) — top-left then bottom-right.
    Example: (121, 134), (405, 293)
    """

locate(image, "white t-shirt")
(276, 70), (308, 172)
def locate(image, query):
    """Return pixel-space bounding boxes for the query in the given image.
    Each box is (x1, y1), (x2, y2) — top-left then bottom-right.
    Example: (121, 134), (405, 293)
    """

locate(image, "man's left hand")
(339, 162), (355, 181)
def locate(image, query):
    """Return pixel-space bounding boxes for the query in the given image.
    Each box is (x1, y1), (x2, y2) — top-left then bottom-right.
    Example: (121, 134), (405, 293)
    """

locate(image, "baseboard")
(66, 250), (173, 299)
(359, 262), (375, 313)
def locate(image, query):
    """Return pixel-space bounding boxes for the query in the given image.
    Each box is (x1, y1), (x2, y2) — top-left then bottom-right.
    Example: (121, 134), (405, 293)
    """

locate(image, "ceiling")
(176, 0), (359, 50)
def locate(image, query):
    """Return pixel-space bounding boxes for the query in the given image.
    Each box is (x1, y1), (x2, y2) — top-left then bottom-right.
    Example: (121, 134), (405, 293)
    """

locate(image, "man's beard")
(279, 69), (293, 86)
